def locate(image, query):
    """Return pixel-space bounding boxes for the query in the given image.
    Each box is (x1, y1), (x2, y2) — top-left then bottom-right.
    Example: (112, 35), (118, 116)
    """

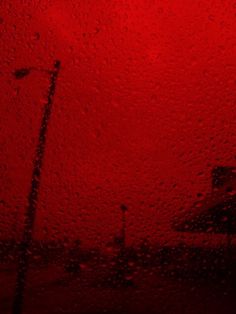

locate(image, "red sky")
(1, 0), (236, 247)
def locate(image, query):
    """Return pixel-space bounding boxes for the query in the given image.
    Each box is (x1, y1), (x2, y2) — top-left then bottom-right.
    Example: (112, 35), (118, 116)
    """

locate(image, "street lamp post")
(12, 60), (61, 314)
(120, 204), (127, 253)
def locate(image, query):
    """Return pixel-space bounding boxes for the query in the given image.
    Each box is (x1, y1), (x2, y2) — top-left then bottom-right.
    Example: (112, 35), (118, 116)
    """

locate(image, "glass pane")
(1, 1), (236, 314)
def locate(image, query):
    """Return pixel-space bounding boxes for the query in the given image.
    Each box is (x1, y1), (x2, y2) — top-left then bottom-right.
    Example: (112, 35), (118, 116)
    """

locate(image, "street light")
(12, 60), (61, 314)
(120, 203), (128, 253)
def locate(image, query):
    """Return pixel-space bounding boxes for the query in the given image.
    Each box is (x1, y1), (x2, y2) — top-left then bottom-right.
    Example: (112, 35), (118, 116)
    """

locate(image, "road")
(1, 262), (236, 314)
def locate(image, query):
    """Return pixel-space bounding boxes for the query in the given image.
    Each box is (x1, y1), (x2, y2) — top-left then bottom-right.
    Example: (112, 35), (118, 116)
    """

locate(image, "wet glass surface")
(1, 1), (236, 313)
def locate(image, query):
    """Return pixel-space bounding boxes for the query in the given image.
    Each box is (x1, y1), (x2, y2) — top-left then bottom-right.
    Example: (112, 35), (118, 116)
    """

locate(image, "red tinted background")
(1, 0), (236, 246)
(1, 1), (236, 314)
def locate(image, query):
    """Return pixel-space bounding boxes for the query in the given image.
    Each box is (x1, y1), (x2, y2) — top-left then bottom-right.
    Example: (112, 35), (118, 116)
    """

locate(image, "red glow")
(1, 0), (236, 247)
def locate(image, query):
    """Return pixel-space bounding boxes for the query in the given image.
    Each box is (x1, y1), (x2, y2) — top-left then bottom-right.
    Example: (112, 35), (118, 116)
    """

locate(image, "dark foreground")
(1, 259), (236, 314)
